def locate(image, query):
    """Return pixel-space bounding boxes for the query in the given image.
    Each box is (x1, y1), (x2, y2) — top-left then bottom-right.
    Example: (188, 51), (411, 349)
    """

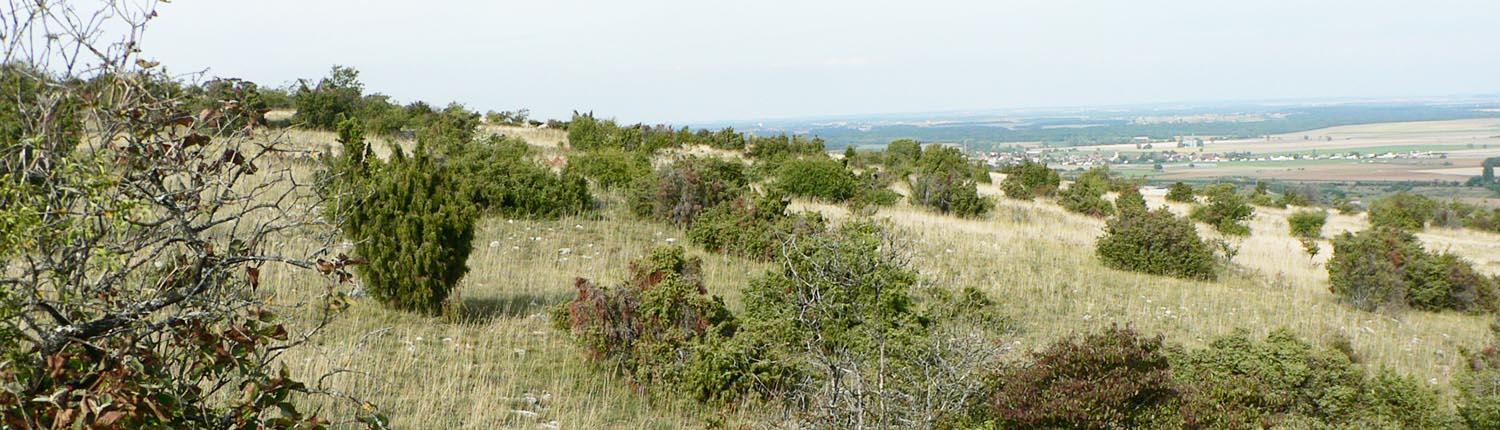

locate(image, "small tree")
(1190, 183), (1254, 236)
(1287, 210), (1328, 239)
(1096, 208), (1218, 280)
(346, 142), (478, 314)
(1115, 187), (1149, 215)
(774, 156), (859, 202)
(293, 65), (364, 130)
(908, 145), (992, 217)
(630, 156), (749, 224)
(1327, 227), (1499, 313)
(1000, 160), (1060, 200)
(1368, 191), (1437, 231)
(1165, 182), (1196, 203)
(1058, 166), (1116, 217)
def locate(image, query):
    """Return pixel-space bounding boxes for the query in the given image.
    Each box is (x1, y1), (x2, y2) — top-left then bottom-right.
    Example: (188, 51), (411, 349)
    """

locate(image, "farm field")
(1095, 118), (1500, 181)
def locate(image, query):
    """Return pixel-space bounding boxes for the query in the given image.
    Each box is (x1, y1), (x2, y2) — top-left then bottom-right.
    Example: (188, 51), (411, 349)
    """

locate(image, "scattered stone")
(559, 248), (572, 255)
(489, 241), (501, 248)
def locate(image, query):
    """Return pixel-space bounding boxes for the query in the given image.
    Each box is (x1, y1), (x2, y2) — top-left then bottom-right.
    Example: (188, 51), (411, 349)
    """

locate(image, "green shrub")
(883, 138), (923, 175)
(773, 156), (859, 202)
(1114, 187), (1148, 215)
(747, 134), (825, 160)
(1096, 208), (1218, 280)
(445, 135), (593, 219)
(1457, 324), (1500, 430)
(687, 192), (826, 261)
(292, 65), (363, 130)
(630, 156), (749, 224)
(1000, 160), (1060, 200)
(567, 147), (652, 189)
(1288, 210), (1328, 239)
(1059, 168), (1116, 217)
(347, 142), (478, 314)
(1189, 183), (1254, 236)
(1165, 182), (1196, 203)
(849, 171), (903, 212)
(909, 146), (993, 217)
(1173, 329), (1447, 429)
(1327, 227), (1499, 313)
(552, 246), (735, 388)
(1369, 191), (1437, 230)
(987, 325), (1180, 430)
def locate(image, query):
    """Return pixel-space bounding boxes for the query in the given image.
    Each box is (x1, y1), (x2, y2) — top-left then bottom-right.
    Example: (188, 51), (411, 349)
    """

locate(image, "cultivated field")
(257, 127), (1500, 429)
(1090, 118), (1500, 181)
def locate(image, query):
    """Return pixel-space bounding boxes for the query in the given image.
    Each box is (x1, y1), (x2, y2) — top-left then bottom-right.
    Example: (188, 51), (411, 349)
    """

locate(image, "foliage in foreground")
(972, 327), (1450, 430)
(556, 223), (1005, 427)
(1327, 227), (1499, 313)
(1, 5), (384, 427)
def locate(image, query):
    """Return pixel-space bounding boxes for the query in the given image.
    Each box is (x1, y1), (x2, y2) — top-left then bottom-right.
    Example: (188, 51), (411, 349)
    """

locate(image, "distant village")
(968, 135), (1459, 171)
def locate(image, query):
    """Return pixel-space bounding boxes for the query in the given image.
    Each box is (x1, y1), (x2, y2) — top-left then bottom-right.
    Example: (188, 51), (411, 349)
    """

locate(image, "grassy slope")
(266, 127), (1500, 428)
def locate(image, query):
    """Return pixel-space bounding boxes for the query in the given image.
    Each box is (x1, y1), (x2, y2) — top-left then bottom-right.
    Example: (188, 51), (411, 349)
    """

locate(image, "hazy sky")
(144, 0), (1500, 123)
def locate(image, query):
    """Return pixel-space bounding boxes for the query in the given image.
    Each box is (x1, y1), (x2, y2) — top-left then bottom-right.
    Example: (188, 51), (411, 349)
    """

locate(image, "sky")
(142, 0), (1500, 124)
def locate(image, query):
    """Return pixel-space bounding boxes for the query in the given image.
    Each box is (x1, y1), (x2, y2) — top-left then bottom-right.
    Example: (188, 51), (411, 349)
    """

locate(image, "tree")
(1190, 183), (1254, 236)
(1165, 182), (1196, 203)
(1000, 160), (1060, 200)
(345, 141), (478, 314)
(1, 2), (384, 427)
(1096, 208), (1218, 280)
(908, 146), (992, 217)
(293, 65), (365, 130)
(1368, 191), (1437, 231)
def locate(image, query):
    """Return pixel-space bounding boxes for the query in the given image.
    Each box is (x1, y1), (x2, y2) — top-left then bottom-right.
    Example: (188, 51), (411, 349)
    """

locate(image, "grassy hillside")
(255, 127), (1500, 428)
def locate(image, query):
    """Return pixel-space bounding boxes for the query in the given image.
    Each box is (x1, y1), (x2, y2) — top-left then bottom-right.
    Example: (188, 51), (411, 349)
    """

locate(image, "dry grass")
(254, 127), (1500, 428)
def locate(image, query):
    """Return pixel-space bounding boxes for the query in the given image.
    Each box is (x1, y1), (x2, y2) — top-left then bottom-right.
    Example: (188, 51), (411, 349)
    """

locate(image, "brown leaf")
(246, 266), (260, 290)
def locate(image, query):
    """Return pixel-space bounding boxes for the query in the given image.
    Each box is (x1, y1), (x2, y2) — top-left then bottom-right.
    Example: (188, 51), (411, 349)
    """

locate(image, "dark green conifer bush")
(1369, 191), (1438, 231)
(1000, 160), (1060, 200)
(1287, 210), (1328, 239)
(1059, 167), (1117, 217)
(1165, 181), (1196, 203)
(772, 156), (859, 202)
(1327, 227), (1499, 313)
(1096, 208), (1218, 280)
(444, 135), (593, 219)
(346, 142), (478, 314)
(1114, 186), (1149, 215)
(1189, 183), (1254, 236)
(567, 147), (653, 189)
(909, 146), (993, 217)
(687, 192), (826, 261)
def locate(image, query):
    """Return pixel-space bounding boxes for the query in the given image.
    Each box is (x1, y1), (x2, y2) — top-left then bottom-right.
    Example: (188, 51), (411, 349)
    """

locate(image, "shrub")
(1173, 329), (1447, 429)
(908, 146), (992, 217)
(347, 142), (478, 314)
(988, 325), (1179, 430)
(773, 156), (859, 202)
(1000, 160), (1060, 200)
(1165, 182), (1196, 203)
(1457, 324), (1500, 430)
(747, 134), (825, 160)
(630, 156), (749, 224)
(687, 192), (827, 261)
(1096, 208), (1218, 280)
(1189, 183), (1254, 236)
(1288, 210), (1328, 239)
(445, 135), (593, 218)
(567, 147), (653, 189)
(1058, 168), (1116, 217)
(552, 246), (735, 388)
(1369, 191), (1437, 230)
(849, 170), (903, 212)
(1327, 227), (1499, 313)
(292, 65), (364, 130)
(1114, 187), (1148, 215)
(883, 138), (923, 174)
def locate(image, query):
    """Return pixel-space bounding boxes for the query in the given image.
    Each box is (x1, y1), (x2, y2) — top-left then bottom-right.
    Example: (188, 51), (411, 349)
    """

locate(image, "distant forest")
(743, 103), (1500, 149)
